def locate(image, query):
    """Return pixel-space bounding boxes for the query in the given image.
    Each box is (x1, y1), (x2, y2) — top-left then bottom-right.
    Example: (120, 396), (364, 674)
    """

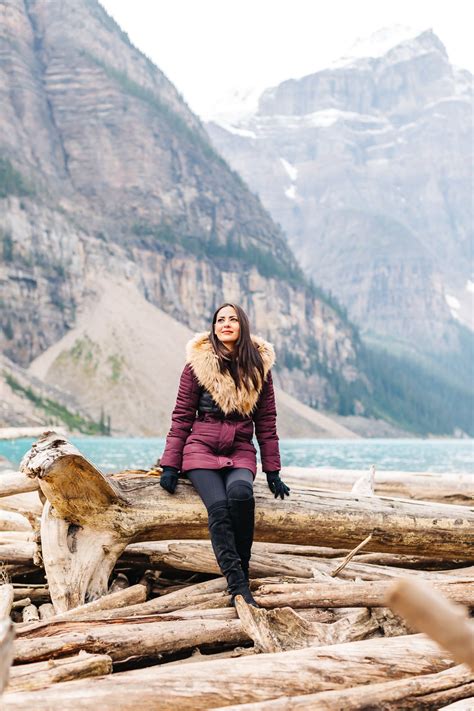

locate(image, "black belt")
(197, 410), (248, 422)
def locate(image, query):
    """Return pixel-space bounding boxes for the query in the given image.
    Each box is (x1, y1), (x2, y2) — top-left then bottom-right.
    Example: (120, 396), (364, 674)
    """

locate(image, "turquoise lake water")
(1, 437), (473, 474)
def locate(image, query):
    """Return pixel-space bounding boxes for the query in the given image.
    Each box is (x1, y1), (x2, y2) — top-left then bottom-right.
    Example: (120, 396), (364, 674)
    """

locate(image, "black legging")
(186, 467), (254, 510)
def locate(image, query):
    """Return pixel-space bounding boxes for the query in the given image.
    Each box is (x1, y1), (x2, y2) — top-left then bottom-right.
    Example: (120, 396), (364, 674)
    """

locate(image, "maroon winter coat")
(160, 331), (281, 478)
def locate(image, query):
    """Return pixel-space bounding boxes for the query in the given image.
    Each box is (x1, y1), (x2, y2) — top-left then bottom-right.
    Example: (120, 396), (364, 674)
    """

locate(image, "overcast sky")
(100, 0), (473, 119)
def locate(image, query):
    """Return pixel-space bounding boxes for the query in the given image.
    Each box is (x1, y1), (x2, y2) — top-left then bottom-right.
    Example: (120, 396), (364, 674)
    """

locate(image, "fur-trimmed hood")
(185, 331), (276, 416)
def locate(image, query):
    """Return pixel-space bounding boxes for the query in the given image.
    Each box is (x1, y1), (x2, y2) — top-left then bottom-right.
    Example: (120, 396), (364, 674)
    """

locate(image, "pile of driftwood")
(0, 431), (473, 709)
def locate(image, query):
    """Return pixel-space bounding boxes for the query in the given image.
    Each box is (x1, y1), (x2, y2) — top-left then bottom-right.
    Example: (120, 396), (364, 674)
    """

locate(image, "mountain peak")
(331, 25), (431, 67)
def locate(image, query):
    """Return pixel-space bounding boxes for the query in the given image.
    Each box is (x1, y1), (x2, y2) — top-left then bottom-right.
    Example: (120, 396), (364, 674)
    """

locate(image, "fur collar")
(186, 331), (276, 416)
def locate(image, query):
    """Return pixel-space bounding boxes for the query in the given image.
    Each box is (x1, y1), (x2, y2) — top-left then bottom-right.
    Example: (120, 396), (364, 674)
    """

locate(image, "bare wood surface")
(7, 652), (112, 693)
(22, 604), (39, 623)
(0, 618), (14, 695)
(281, 466), (474, 505)
(0, 541), (36, 563)
(256, 579), (474, 608)
(234, 600), (378, 652)
(0, 510), (32, 532)
(0, 584), (14, 618)
(20, 433), (474, 610)
(387, 577), (474, 670)
(13, 617), (247, 664)
(216, 664), (474, 710)
(126, 540), (474, 577)
(2, 634), (456, 709)
(15, 584), (148, 635)
(330, 533), (373, 577)
(0, 472), (38, 499)
(38, 603), (55, 620)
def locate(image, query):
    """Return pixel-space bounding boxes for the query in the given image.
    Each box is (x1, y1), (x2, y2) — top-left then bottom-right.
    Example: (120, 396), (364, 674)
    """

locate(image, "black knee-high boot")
(227, 482), (255, 582)
(207, 499), (259, 607)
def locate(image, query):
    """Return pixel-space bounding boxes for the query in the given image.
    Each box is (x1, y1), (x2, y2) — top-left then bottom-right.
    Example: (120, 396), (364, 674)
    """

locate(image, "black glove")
(160, 466), (179, 494)
(266, 471), (290, 499)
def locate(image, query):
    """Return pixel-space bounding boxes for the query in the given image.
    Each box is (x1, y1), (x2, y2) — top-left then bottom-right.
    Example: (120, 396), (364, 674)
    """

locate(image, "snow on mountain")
(331, 24), (427, 68)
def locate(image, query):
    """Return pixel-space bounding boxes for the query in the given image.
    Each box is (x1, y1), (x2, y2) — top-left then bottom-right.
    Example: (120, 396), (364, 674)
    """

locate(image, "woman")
(159, 303), (290, 607)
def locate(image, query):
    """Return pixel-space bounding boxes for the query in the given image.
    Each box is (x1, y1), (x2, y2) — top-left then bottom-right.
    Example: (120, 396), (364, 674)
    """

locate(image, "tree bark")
(2, 634), (456, 710)
(20, 432), (474, 611)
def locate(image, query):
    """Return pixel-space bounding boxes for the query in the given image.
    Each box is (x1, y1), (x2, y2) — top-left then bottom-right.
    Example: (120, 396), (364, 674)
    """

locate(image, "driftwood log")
(1, 634), (456, 709)
(20, 432), (474, 611)
(7, 652), (113, 693)
(254, 579), (474, 608)
(281, 467), (473, 505)
(217, 665), (474, 710)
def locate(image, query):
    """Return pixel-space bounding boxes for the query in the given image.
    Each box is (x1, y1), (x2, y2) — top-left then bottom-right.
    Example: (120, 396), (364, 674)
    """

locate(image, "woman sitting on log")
(159, 303), (290, 607)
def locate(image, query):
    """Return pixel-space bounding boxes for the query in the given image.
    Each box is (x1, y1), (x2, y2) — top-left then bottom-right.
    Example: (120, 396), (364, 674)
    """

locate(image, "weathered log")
(21, 432), (474, 610)
(144, 540), (474, 583)
(124, 540), (474, 571)
(2, 634), (456, 709)
(0, 541), (36, 564)
(125, 540), (351, 559)
(38, 603), (55, 620)
(16, 607), (343, 641)
(13, 617), (247, 664)
(21, 604), (39, 623)
(0, 472), (38, 499)
(0, 618), (14, 695)
(11, 598), (31, 611)
(0, 532), (35, 543)
(216, 664), (474, 710)
(6, 652), (112, 693)
(0, 511), (32, 533)
(12, 585), (49, 603)
(282, 466), (474, 505)
(234, 601), (378, 652)
(0, 584), (14, 618)
(0, 491), (43, 520)
(256, 579), (474, 608)
(387, 577), (474, 670)
(15, 584), (148, 635)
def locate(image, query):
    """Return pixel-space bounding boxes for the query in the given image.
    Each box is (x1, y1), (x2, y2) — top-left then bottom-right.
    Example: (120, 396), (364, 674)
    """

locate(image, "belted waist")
(197, 410), (248, 422)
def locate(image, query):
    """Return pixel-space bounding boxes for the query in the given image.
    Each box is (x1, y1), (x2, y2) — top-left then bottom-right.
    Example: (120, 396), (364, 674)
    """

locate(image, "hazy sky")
(100, 0), (473, 119)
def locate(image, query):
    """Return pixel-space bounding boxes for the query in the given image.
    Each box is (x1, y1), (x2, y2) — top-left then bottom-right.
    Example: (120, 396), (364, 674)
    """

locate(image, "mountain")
(206, 29), (473, 359)
(0, 0), (370, 435)
(1, 4), (471, 437)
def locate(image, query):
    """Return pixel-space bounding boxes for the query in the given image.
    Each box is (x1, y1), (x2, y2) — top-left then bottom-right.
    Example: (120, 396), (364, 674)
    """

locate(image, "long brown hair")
(209, 303), (265, 393)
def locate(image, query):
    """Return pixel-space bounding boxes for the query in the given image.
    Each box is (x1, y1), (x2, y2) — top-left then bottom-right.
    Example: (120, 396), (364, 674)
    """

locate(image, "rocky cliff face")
(0, 0), (362, 430)
(207, 30), (473, 354)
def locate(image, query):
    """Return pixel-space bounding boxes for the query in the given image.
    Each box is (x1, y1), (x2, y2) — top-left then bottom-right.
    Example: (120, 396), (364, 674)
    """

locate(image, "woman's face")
(214, 306), (240, 350)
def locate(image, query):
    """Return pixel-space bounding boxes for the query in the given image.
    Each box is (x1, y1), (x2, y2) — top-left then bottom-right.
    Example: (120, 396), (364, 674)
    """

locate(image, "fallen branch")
(387, 577), (474, 671)
(331, 533), (373, 577)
